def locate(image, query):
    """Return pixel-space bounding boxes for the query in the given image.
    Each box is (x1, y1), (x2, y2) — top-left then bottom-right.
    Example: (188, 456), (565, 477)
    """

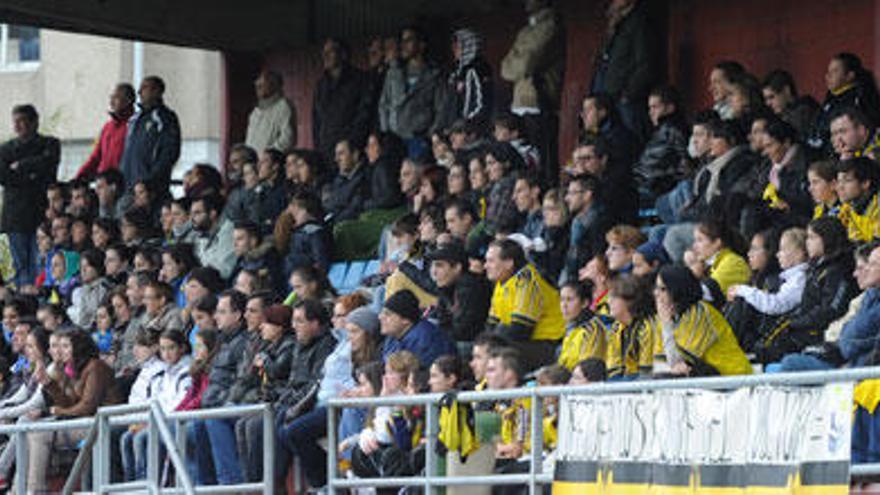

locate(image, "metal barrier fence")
(0, 401), (274, 495)
(327, 366), (880, 495)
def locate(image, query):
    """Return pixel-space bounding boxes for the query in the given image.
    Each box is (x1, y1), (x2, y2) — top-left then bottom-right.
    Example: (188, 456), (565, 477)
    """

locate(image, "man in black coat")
(0, 104), (60, 288)
(590, 0), (661, 138)
(313, 38), (373, 161)
(322, 139), (369, 222)
(427, 241), (492, 344)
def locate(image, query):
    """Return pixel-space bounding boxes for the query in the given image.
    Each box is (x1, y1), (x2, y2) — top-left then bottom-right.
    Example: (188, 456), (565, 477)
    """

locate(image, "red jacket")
(74, 111), (131, 179)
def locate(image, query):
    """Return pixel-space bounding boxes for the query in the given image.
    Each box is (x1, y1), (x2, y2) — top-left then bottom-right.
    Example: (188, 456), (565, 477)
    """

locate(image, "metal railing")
(327, 366), (880, 495)
(0, 401), (274, 495)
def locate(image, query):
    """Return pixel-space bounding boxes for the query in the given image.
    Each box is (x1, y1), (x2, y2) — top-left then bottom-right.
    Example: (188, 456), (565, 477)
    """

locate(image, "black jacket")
(782, 96), (819, 142)
(788, 252), (858, 337)
(0, 134), (60, 233)
(285, 219), (332, 276)
(364, 156), (404, 210)
(323, 165), (368, 222)
(254, 179), (288, 235)
(633, 116), (687, 199)
(119, 102), (181, 191)
(202, 326), (250, 408)
(313, 65), (373, 159)
(808, 83), (880, 157)
(591, 1), (660, 103)
(276, 330), (337, 410)
(227, 332), (267, 405)
(259, 334), (297, 402)
(433, 272), (492, 342)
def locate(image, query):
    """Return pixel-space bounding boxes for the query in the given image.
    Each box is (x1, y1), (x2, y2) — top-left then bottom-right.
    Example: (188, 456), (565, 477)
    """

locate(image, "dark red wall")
(222, 0), (880, 168)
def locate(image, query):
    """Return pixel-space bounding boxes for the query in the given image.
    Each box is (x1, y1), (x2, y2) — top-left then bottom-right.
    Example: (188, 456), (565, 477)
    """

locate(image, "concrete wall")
(226, 0), (880, 169)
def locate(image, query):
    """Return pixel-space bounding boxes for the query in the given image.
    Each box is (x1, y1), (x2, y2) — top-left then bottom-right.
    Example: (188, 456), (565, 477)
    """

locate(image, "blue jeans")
(655, 180), (693, 224)
(205, 418), (243, 484)
(187, 420), (216, 485)
(277, 406), (328, 487)
(8, 232), (36, 288)
(338, 408), (367, 461)
(778, 353), (835, 372)
(120, 428), (149, 481)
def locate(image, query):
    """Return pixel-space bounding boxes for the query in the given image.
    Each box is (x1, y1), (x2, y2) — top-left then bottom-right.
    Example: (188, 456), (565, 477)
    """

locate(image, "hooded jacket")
(147, 355), (193, 413)
(448, 29), (493, 127)
(119, 101), (181, 190)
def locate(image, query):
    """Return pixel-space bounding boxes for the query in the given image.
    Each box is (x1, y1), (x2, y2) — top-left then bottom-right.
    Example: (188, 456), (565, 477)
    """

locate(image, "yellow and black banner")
(552, 385), (852, 495)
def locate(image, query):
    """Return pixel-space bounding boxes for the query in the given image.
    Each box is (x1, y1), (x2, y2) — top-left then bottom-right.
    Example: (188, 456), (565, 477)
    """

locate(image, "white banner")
(552, 384), (853, 494)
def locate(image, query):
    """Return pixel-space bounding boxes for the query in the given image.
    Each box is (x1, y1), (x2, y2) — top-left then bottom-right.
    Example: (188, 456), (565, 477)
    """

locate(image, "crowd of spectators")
(2, 0), (880, 492)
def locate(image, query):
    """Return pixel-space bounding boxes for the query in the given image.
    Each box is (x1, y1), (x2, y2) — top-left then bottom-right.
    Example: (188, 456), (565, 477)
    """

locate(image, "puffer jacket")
(275, 330), (337, 410)
(379, 61), (450, 139)
(67, 277), (112, 328)
(147, 356), (192, 412)
(633, 115), (687, 199)
(227, 332), (267, 405)
(322, 165), (368, 222)
(285, 219), (332, 276)
(259, 333), (297, 403)
(202, 326), (250, 408)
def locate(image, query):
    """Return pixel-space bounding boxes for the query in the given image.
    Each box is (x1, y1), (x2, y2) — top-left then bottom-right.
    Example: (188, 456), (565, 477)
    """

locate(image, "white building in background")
(0, 25), (222, 181)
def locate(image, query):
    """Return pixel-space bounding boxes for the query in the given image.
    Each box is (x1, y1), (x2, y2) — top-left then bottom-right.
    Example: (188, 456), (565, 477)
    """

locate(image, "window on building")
(0, 24), (40, 70)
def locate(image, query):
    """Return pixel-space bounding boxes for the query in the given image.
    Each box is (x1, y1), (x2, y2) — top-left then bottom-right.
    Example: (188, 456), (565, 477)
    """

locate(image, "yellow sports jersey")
(557, 315), (609, 371)
(488, 263), (565, 341)
(496, 397), (531, 453)
(591, 290), (610, 316)
(653, 301), (752, 376)
(839, 193), (880, 242)
(707, 248), (751, 295)
(813, 201), (842, 220)
(605, 318), (653, 378)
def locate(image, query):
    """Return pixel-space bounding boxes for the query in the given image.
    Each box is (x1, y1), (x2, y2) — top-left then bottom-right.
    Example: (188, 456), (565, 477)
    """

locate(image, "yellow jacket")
(605, 318), (654, 378)
(839, 193), (880, 242)
(654, 301), (752, 376)
(489, 263), (565, 341)
(557, 315), (608, 371)
(707, 248), (751, 295)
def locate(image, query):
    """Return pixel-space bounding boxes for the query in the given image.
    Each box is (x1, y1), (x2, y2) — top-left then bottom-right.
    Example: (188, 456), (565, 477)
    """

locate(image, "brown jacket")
(45, 358), (122, 417)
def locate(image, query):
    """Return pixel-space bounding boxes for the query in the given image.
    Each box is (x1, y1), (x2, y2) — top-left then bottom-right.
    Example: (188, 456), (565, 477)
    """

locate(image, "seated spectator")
(578, 254), (611, 315)
(230, 221), (283, 297)
(562, 175), (606, 282)
(176, 328), (219, 413)
(188, 294), (217, 350)
(580, 92), (640, 172)
(274, 299), (339, 489)
(780, 241), (880, 371)
(808, 52), (880, 156)
(251, 149), (288, 234)
(484, 143), (525, 233)
(92, 301), (115, 358)
(727, 72), (766, 136)
(418, 204), (445, 248)
(761, 69), (819, 140)
(569, 139), (638, 226)
(753, 216), (857, 363)
(133, 246), (160, 273)
(225, 142), (256, 191)
(276, 191), (332, 279)
(683, 220), (750, 301)
(634, 86), (687, 204)
(28, 329), (121, 492)
(181, 266), (224, 322)
(447, 162), (472, 203)
(285, 148), (328, 193)
(160, 243), (199, 308)
(535, 189), (569, 283)
(557, 280), (607, 371)
(143, 281), (185, 335)
(652, 265), (752, 376)
(708, 61), (746, 120)
(169, 197), (197, 244)
(223, 159), (259, 226)
(469, 332), (509, 391)
(120, 329), (191, 481)
(568, 358), (607, 385)
(187, 290), (250, 486)
(837, 157), (880, 242)
(758, 120), (812, 228)
(494, 113), (540, 175)
(384, 214), (439, 309)
(350, 351), (422, 493)
(380, 289), (454, 365)
(114, 272), (153, 378)
(235, 304), (296, 482)
(427, 241), (491, 343)
(604, 275), (655, 379)
(831, 107), (880, 160)
(363, 132), (405, 211)
(467, 156), (490, 220)
(323, 139), (369, 223)
(631, 241), (670, 279)
(728, 228), (808, 352)
(485, 348), (529, 463)
(485, 239), (564, 371)
(191, 195), (236, 280)
(511, 172), (543, 241)
(808, 160), (841, 219)
(604, 225), (646, 275)
(284, 265), (338, 309)
(444, 198), (479, 247)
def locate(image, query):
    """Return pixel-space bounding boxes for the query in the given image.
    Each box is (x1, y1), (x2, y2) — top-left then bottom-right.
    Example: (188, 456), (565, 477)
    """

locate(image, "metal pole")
(529, 389), (543, 495)
(147, 405), (160, 487)
(424, 401), (437, 495)
(175, 417), (186, 488)
(262, 405), (274, 495)
(326, 404), (337, 495)
(14, 431), (26, 495)
(150, 403), (195, 494)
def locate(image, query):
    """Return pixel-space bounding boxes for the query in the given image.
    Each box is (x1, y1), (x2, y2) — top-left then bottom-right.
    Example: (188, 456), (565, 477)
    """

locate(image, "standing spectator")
(591, 0), (660, 138)
(119, 76), (181, 195)
(313, 38), (372, 160)
(0, 104), (59, 289)
(761, 69), (819, 141)
(75, 83), (136, 180)
(448, 28), (493, 129)
(246, 70), (297, 153)
(379, 26), (451, 159)
(808, 53), (880, 157)
(501, 0), (566, 186)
